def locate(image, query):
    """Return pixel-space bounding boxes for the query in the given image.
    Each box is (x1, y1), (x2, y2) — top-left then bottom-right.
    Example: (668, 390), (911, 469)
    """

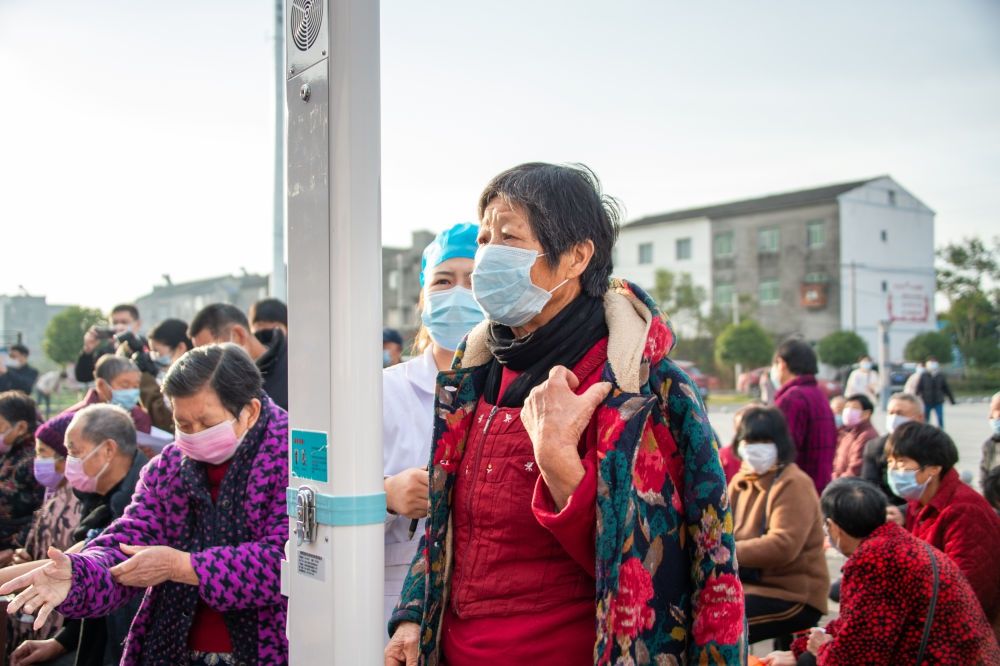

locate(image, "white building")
(617, 176), (936, 360)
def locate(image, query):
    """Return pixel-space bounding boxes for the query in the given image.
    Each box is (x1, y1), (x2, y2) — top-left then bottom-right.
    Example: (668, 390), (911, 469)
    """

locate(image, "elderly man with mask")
(860, 392), (924, 507)
(188, 304), (289, 411)
(63, 355), (152, 435)
(7, 403), (148, 666)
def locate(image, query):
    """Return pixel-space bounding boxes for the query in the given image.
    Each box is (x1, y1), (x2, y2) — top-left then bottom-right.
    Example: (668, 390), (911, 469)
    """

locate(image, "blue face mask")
(471, 245), (567, 328)
(834, 414), (843, 428)
(154, 352), (173, 368)
(111, 387), (141, 411)
(421, 286), (484, 352)
(990, 418), (1000, 438)
(383, 350), (391, 368)
(887, 468), (930, 501)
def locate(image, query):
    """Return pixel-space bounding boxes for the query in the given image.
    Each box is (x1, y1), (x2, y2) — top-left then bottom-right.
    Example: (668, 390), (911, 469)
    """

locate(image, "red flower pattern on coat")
(433, 408), (473, 473)
(633, 426), (667, 494)
(692, 572), (744, 646)
(609, 557), (656, 639)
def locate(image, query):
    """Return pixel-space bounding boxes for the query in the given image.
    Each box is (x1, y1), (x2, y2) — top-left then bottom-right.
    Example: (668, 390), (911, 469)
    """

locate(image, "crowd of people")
(0, 161), (998, 665)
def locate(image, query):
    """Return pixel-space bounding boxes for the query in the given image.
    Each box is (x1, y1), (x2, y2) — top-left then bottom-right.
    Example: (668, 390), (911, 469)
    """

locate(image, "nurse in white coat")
(382, 222), (484, 633)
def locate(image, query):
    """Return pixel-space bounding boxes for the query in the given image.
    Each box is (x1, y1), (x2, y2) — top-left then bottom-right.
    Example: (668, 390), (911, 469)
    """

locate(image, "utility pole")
(271, 0), (287, 300)
(850, 261), (857, 333)
(877, 319), (891, 410)
(732, 290), (742, 390)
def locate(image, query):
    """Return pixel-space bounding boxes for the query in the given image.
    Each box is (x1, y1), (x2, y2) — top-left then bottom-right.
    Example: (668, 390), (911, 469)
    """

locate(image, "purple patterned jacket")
(56, 398), (290, 664)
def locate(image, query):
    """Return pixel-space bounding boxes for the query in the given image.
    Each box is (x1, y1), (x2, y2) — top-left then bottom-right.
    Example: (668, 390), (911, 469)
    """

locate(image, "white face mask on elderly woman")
(471, 244), (567, 327)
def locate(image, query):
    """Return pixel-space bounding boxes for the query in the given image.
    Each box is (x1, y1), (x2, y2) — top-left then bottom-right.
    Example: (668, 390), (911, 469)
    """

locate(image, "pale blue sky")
(2, 0), (998, 312)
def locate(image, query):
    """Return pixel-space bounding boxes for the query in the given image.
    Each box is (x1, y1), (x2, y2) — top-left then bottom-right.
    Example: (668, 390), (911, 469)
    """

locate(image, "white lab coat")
(382, 347), (438, 636)
(844, 368), (879, 401)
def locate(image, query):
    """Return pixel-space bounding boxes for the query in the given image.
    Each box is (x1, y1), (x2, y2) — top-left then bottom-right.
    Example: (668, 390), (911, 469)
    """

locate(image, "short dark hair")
(189, 304), (250, 340)
(775, 337), (818, 376)
(94, 354), (139, 383)
(0, 390), (39, 435)
(250, 298), (288, 326)
(383, 328), (403, 346)
(10, 344), (28, 357)
(845, 393), (875, 413)
(477, 163), (621, 298)
(111, 304), (140, 320)
(983, 467), (1000, 509)
(149, 319), (193, 352)
(736, 406), (796, 465)
(885, 421), (959, 474)
(163, 344), (262, 418)
(821, 477), (887, 538)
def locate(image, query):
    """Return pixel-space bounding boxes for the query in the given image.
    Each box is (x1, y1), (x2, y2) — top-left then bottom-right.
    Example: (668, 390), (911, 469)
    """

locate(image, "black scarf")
(140, 395), (271, 665)
(484, 294), (608, 408)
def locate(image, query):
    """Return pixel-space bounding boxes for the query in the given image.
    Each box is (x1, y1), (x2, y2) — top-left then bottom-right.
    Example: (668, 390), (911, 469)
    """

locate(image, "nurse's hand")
(523, 366), (611, 511)
(385, 468), (429, 519)
(385, 621), (420, 666)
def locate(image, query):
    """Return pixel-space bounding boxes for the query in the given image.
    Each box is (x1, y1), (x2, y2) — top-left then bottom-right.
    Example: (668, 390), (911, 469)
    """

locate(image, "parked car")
(675, 360), (711, 400)
(887, 362), (917, 394)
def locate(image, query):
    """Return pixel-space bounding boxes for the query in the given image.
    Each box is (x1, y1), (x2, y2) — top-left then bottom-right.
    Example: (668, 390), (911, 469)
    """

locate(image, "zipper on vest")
(453, 403), (500, 608)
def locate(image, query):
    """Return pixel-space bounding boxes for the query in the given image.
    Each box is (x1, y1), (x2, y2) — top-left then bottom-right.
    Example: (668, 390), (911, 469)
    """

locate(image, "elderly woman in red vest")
(385, 163), (745, 666)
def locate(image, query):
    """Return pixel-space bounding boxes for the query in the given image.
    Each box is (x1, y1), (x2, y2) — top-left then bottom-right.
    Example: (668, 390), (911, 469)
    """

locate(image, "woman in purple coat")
(2, 344), (289, 665)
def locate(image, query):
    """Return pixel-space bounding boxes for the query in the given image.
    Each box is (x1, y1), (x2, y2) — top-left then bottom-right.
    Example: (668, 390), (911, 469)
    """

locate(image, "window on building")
(759, 280), (780, 305)
(714, 283), (734, 310)
(806, 220), (825, 249)
(881, 280), (888, 293)
(714, 232), (734, 258)
(804, 272), (829, 283)
(388, 270), (399, 290)
(676, 238), (692, 261)
(881, 230), (888, 242)
(758, 228), (780, 254)
(638, 242), (653, 265)
(611, 247), (618, 266)
(888, 190), (897, 206)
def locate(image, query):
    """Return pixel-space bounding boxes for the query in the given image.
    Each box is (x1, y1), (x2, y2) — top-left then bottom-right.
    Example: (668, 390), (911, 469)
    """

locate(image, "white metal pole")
(285, 0), (383, 663)
(271, 0), (287, 300)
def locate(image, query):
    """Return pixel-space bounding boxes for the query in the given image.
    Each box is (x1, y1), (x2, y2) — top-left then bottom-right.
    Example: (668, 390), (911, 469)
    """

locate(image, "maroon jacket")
(62, 388), (152, 434)
(774, 376), (837, 493)
(792, 522), (999, 665)
(904, 467), (1000, 628)
(832, 420), (879, 480)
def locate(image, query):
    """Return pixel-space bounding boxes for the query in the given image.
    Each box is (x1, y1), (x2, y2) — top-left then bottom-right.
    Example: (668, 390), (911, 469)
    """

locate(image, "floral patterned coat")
(390, 279), (746, 665)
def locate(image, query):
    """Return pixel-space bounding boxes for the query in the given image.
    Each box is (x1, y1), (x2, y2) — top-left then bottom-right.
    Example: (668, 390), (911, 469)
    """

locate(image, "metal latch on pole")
(287, 487), (386, 529)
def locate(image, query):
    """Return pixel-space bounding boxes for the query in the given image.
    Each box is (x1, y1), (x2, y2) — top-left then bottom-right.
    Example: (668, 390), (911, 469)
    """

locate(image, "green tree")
(936, 236), (1000, 366)
(817, 331), (868, 368)
(904, 331), (954, 365)
(716, 320), (773, 369)
(43, 306), (105, 365)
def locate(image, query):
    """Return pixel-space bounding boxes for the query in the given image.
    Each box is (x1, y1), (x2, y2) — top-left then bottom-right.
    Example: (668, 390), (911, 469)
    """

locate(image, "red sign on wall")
(887, 281), (930, 322)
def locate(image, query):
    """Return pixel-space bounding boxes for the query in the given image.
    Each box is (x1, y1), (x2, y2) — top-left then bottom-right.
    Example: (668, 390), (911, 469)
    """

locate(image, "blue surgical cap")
(420, 222), (479, 287)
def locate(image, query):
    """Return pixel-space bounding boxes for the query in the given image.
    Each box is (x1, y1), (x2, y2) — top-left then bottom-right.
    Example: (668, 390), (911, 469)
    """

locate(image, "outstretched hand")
(0, 547), (73, 631)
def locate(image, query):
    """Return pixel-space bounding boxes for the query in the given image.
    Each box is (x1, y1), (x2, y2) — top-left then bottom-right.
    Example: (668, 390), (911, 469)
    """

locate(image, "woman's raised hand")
(0, 547), (73, 631)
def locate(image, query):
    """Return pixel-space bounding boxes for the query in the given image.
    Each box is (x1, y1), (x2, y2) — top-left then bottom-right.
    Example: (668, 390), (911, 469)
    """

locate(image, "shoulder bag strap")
(915, 541), (939, 665)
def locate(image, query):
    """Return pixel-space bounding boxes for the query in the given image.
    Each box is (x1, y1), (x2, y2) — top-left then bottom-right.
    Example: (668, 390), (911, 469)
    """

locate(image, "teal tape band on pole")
(286, 487), (386, 526)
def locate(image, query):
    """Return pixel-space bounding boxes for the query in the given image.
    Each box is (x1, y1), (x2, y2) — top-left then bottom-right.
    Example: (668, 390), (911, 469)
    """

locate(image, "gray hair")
(94, 354), (140, 383)
(889, 391), (924, 414)
(70, 403), (137, 456)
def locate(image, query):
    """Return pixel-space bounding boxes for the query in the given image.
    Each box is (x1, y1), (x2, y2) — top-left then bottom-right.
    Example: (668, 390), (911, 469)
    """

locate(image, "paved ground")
(706, 398), (994, 656)
(707, 398), (994, 486)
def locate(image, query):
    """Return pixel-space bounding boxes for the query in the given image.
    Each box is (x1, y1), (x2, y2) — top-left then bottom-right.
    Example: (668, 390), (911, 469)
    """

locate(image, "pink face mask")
(842, 407), (864, 428)
(65, 444), (111, 494)
(175, 417), (245, 465)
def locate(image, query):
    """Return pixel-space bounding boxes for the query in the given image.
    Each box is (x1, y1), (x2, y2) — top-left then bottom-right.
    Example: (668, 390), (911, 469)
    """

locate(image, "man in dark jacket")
(982, 391), (1000, 491)
(914, 356), (955, 427)
(861, 392), (924, 507)
(0, 344), (39, 395)
(771, 337), (839, 493)
(189, 303), (289, 410)
(9, 404), (148, 666)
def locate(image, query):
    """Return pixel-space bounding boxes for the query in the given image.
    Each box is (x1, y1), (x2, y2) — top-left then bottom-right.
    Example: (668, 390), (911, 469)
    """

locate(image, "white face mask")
(886, 413), (911, 434)
(738, 442), (779, 475)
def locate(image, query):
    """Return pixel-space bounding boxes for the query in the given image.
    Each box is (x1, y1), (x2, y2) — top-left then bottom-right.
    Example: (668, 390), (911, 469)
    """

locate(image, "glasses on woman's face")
(885, 458), (922, 472)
